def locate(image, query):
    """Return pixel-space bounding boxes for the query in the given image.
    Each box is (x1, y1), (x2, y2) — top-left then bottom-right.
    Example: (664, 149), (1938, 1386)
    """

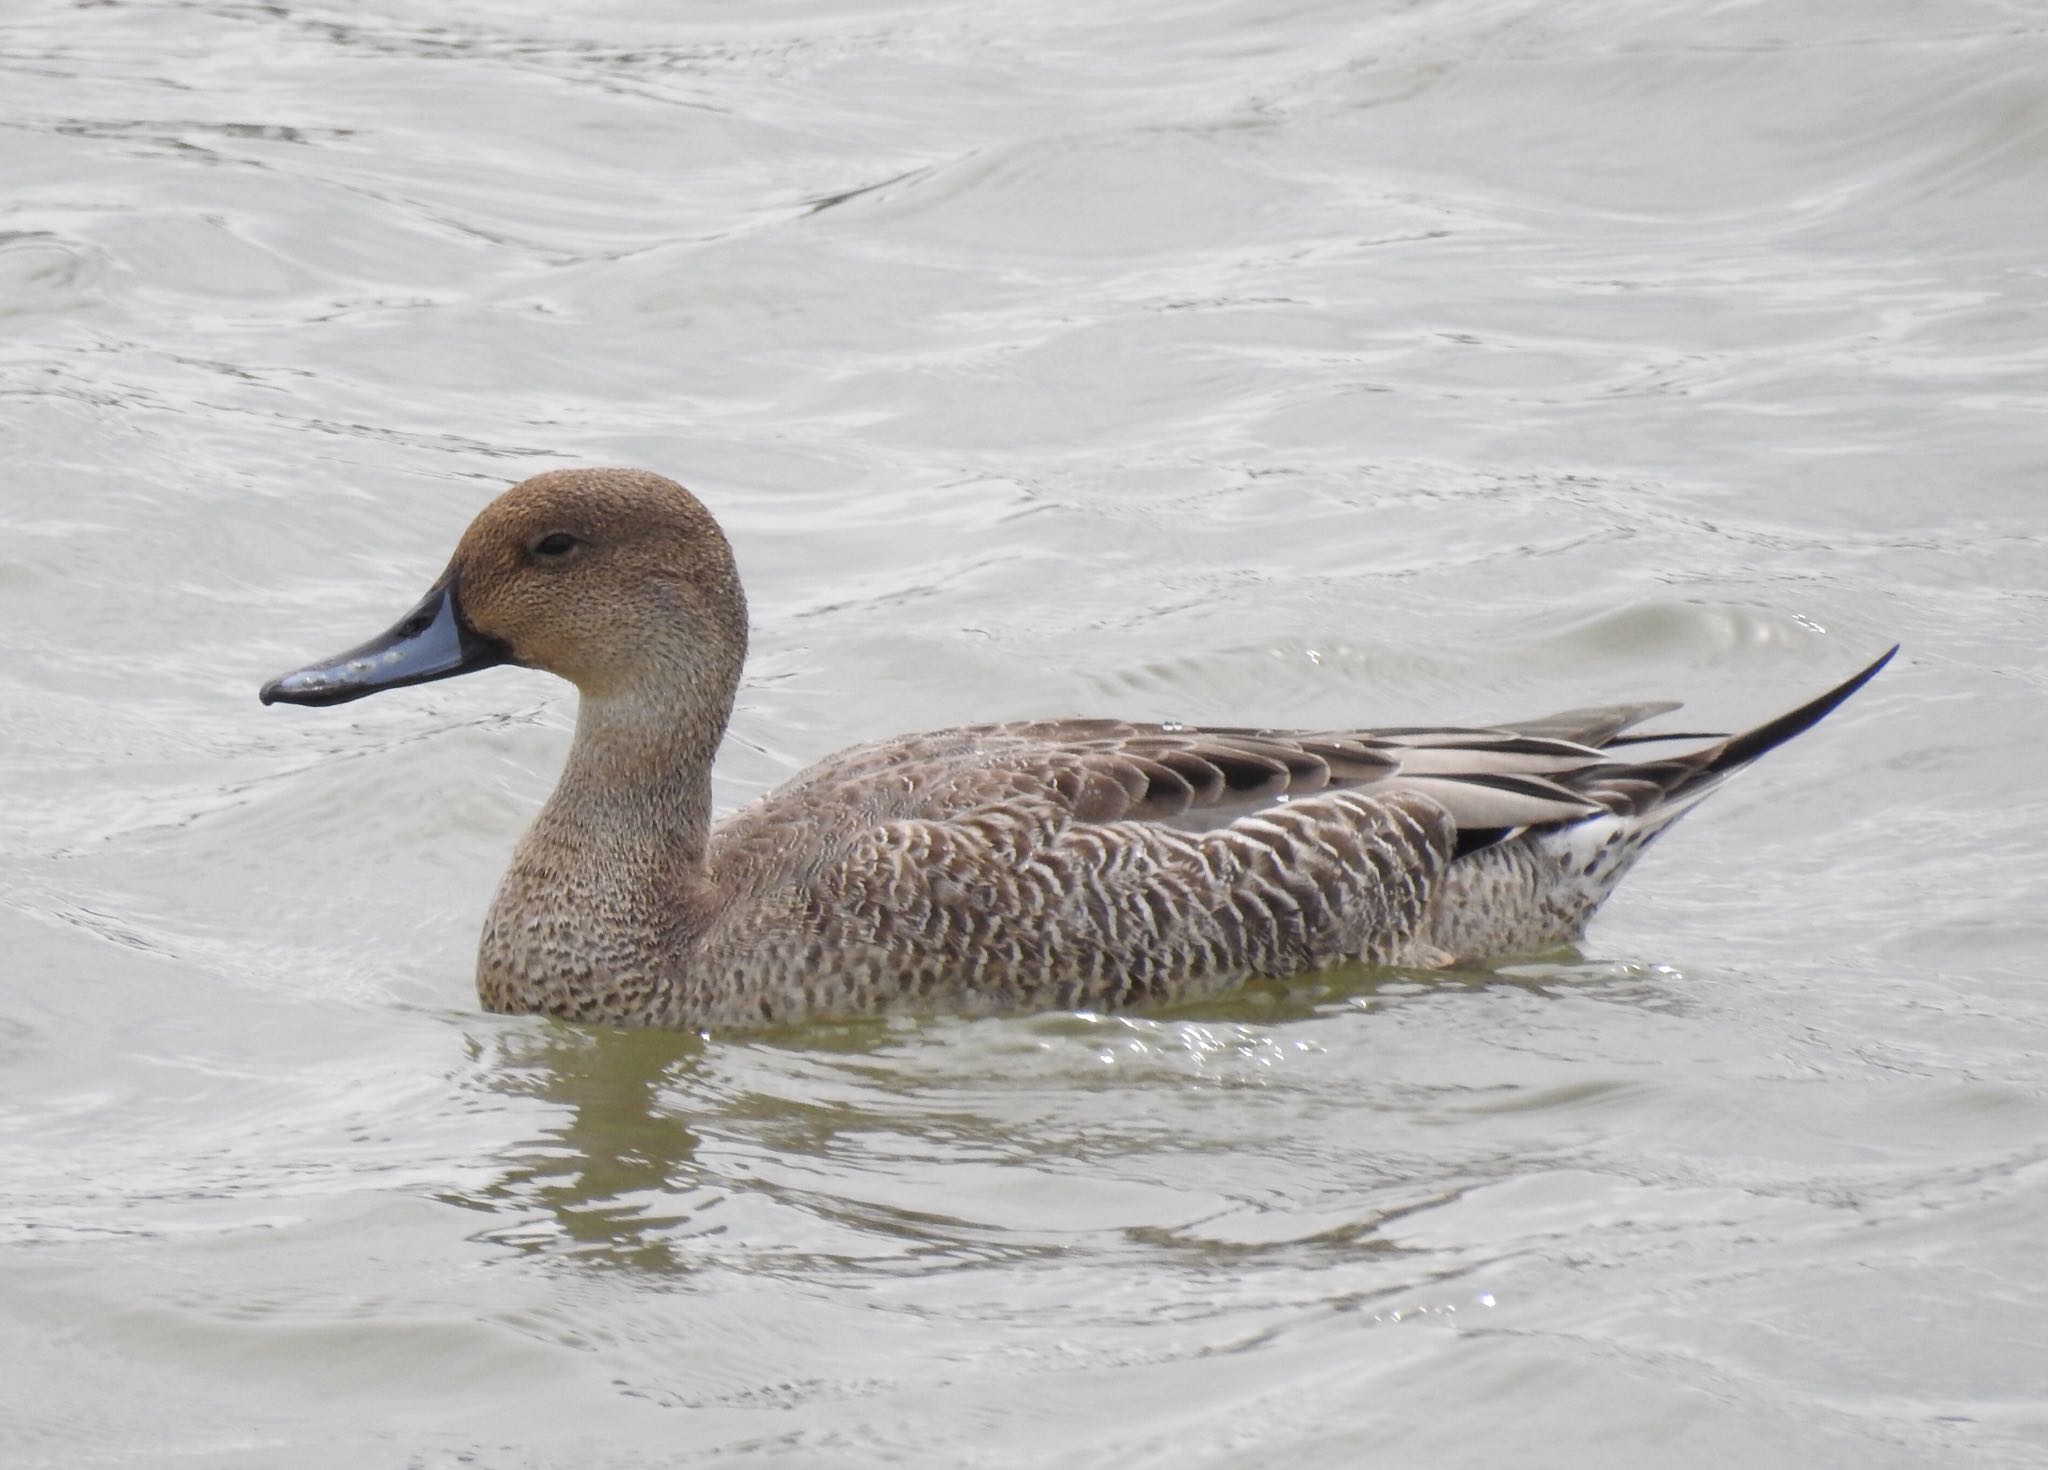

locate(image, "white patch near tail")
(1529, 775), (1729, 909)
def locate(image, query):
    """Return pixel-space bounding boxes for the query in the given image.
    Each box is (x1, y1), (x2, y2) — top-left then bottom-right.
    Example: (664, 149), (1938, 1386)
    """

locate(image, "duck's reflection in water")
(454, 1024), (713, 1272)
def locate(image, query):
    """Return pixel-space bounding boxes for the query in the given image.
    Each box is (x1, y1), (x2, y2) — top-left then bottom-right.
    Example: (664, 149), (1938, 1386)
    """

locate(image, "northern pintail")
(261, 468), (1893, 1028)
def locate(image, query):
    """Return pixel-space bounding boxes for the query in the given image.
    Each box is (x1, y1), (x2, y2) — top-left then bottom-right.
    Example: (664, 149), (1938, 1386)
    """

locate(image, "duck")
(260, 467), (1894, 1029)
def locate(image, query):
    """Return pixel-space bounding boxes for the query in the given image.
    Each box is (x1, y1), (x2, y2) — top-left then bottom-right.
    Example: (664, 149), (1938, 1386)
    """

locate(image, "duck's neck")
(478, 684), (733, 1021)
(538, 691), (723, 872)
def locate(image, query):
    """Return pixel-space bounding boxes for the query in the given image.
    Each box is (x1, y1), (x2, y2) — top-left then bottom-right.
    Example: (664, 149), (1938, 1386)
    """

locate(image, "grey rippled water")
(3, 0), (2045, 1465)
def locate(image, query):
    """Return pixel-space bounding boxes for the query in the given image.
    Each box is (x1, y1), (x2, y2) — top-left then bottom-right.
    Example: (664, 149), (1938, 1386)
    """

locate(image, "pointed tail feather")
(1694, 644), (1898, 785)
(1431, 646), (1897, 957)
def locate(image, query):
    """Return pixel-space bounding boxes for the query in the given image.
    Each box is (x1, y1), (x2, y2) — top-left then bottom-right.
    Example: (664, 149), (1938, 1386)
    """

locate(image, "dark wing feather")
(1492, 700), (1680, 746)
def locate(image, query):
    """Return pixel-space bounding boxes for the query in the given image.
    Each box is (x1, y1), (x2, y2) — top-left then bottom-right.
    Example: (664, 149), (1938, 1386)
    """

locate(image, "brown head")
(260, 468), (748, 714)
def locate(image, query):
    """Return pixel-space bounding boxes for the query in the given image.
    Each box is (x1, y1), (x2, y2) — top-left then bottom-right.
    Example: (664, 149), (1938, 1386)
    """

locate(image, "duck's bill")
(259, 576), (510, 707)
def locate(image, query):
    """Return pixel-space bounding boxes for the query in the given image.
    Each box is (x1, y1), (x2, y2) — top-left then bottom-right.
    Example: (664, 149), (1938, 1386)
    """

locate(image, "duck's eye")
(532, 532), (579, 559)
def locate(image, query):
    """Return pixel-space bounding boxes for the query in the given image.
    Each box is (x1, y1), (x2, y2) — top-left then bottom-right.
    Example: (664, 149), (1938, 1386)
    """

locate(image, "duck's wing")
(953, 718), (1618, 834)
(724, 714), (1635, 866)
(726, 646), (1894, 862)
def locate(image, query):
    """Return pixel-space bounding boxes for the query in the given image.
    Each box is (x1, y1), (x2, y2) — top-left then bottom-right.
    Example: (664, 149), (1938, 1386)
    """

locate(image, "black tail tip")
(1713, 643), (1898, 773)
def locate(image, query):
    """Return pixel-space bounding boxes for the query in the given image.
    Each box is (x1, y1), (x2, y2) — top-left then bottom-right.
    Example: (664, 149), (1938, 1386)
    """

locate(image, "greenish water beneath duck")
(2, 1), (2045, 1465)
